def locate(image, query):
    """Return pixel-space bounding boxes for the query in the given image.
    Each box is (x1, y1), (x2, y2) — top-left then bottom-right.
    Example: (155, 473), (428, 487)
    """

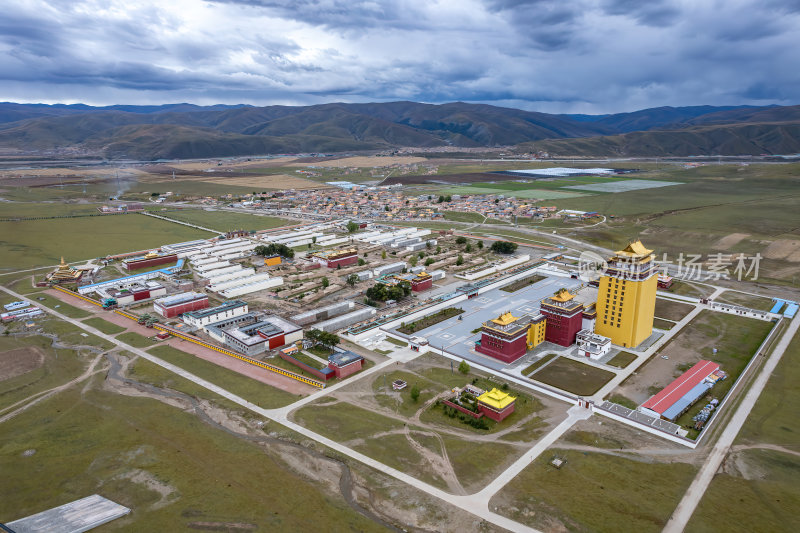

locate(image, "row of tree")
(305, 328), (340, 348)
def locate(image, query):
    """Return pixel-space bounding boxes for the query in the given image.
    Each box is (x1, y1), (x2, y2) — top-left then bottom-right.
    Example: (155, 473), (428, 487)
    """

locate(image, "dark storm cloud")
(0, 0), (797, 113)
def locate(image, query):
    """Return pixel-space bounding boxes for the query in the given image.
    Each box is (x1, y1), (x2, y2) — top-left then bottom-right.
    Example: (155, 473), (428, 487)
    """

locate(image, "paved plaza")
(391, 275), (583, 370)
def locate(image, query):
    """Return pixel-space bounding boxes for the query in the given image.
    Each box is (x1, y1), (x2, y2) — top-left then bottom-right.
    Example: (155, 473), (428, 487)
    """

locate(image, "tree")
(490, 241), (518, 254)
(321, 277), (330, 288)
(410, 385), (420, 402)
(438, 195), (445, 203)
(465, 243), (473, 253)
(458, 360), (470, 374)
(477, 240), (484, 249)
(381, 250), (387, 259)
(312, 236), (317, 244)
(346, 221), (359, 233)
(436, 246), (442, 254)
(409, 255), (418, 267)
(456, 254), (464, 266)
(426, 241), (432, 249)
(425, 258), (434, 266)
(346, 274), (359, 287)
(455, 236), (467, 245)
(445, 195), (452, 202)
(254, 243), (295, 259)
(358, 258), (366, 266)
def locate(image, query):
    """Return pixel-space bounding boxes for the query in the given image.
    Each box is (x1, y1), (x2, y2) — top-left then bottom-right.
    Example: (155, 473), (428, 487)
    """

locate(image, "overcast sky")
(1, 0), (798, 113)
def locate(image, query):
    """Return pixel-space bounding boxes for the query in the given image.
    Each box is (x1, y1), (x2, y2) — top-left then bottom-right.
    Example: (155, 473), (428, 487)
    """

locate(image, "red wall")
(475, 333), (527, 363)
(330, 358), (363, 378)
(124, 254), (177, 271)
(441, 399), (483, 419)
(157, 297), (209, 318)
(411, 278), (433, 292)
(478, 402), (515, 422)
(542, 309), (583, 347)
(326, 254), (358, 268)
(279, 352), (333, 381)
(268, 334), (286, 350)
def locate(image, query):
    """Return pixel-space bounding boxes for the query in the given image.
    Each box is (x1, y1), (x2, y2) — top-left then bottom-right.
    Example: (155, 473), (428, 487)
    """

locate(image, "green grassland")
(0, 213), (213, 271)
(30, 294), (90, 319)
(146, 208), (291, 232)
(687, 449), (800, 533)
(0, 335), (89, 410)
(116, 331), (159, 348)
(686, 331), (800, 531)
(0, 386), (384, 532)
(491, 448), (697, 533)
(531, 357), (615, 395)
(439, 186), (585, 199)
(36, 318), (113, 350)
(715, 290), (775, 311)
(82, 316), (126, 335)
(147, 345), (301, 409)
(544, 163), (800, 285)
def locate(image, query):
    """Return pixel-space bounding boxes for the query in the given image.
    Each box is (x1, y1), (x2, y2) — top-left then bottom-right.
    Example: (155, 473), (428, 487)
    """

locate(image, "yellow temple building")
(46, 257), (83, 284)
(594, 240), (657, 348)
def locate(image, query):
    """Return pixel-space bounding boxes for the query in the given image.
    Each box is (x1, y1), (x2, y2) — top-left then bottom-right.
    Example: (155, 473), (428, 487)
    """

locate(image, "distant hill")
(515, 121), (800, 157)
(0, 101), (797, 159)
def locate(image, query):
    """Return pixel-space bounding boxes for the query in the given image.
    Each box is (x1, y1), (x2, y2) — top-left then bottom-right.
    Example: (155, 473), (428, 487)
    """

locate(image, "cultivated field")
(290, 156), (428, 168)
(197, 173), (323, 189)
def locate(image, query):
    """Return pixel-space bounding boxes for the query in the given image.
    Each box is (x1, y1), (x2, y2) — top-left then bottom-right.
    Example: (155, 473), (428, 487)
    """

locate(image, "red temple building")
(540, 289), (584, 347)
(475, 312), (531, 363)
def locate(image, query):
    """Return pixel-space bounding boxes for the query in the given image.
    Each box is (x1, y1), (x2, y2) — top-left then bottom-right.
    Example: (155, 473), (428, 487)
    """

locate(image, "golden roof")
(615, 240), (653, 258)
(477, 388), (516, 410)
(550, 289), (575, 302)
(491, 312), (518, 326)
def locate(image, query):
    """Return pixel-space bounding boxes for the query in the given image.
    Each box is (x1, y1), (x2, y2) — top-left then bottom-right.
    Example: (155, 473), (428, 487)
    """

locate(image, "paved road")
(663, 312), (800, 533)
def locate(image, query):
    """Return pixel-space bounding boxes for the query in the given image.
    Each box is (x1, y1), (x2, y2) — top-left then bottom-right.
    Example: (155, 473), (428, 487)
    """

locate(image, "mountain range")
(0, 101), (797, 159)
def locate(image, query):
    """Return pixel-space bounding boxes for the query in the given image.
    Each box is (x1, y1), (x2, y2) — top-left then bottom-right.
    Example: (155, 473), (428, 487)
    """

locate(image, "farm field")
(0, 213), (213, 271)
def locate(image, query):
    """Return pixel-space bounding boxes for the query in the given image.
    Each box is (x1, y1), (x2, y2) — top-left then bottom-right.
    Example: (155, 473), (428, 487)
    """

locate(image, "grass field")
(30, 293), (90, 318)
(716, 290), (775, 311)
(531, 357), (615, 395)
(687, 448), (800, 533)
(522, 353), (557, 375)
(0, 335), (88, 410)
(147, 208), (291, 232)
(654, 298), (695, 321)
(0, 213), (213, 271)
(607, 351), (637, 368)
(82, 316), (126, 335)
(116, 331), (158, 348)
(0, 386), (383, 531)
(37, 318), (113, 350)
(147, 345), (301, 409)
(653, 317), (676, 330)
(491, 448), (697, 533)
(686, 331), (800, 531)
(552, 163), (800, 285)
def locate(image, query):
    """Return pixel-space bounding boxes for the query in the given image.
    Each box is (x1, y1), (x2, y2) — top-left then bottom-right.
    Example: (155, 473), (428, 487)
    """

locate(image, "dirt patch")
(114, 468), (178, 510)
(289, 156), (428, 168)
(713, 233), (750, 250)
(0, 346), (45, 381)
(762, 239), (800, 262)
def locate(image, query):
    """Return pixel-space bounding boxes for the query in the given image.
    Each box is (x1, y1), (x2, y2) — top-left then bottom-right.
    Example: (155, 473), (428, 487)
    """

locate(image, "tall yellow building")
(594, 240), (657, 348)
